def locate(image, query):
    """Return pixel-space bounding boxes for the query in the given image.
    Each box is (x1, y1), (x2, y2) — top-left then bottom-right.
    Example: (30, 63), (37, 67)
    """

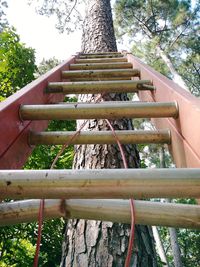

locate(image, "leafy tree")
(114, 0), (200, 92)
(0, 28), (37, 101)
(35, 57), (61, 77)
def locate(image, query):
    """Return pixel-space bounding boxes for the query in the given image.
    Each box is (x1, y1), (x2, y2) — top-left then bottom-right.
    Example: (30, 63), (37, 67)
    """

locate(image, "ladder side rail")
(127, 54), (200, 167)
(0, 55), (77, 169)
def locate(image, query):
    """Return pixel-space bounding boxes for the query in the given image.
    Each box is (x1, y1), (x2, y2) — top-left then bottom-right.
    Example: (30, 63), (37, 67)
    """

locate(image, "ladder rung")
(80, 52), (123, 56)
(62, 69), (140, 79)
(0, 169), (200, 199)
(1, 198), (199, 229)
(47, 80), (154, 94)
(67, 77), (133, 81)
(20, 102), (178, 120)
(69, 62), (132, 70)
(75, 57), (127, 64)
(29, 130), (170, 145)
(79, 54), (123, 59)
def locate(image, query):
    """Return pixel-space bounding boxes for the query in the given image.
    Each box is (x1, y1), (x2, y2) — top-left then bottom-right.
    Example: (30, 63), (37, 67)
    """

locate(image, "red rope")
(125, 199), (136, 267)
(105, 118), (135, 267)
(33, 93), (135, 267)
(33, 94), (104, 266)
(33, 199), (45, 267)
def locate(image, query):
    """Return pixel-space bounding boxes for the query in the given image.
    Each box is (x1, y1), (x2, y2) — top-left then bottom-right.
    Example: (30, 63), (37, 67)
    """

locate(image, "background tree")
(114, 0), (200, 93)
(36, 57), (61, 77)
(0, 27), (37, 101)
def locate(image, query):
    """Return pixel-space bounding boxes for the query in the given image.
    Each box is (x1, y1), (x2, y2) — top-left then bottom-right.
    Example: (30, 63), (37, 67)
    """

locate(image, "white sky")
(6, 0), (119, 64)
(6, 0), (83, 64)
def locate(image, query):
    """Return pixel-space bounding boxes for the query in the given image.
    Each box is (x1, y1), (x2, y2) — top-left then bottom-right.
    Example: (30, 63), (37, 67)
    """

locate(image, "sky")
(6, 0), (119, 64)
(6, 0), (83, 63)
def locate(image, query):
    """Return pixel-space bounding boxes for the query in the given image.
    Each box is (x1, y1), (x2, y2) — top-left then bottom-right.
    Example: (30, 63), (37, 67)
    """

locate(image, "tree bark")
(60, 1), (157, 266)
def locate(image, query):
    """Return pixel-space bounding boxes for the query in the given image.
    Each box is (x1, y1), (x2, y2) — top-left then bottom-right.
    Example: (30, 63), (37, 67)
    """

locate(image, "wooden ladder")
(0, 52), (200, 229)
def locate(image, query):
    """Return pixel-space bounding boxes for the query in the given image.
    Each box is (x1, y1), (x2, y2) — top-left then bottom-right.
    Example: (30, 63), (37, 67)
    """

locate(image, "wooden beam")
(47, 80), (154, 94)
(62, 69), (140, 79)
(79, 52), (122, 56)
(69, 62), (132, 70)
(20, 102), (178, 120)
(75, 57), (127, 63)
(0, 199), (199, 229)
(79, 54), (123, 58)
(0, 169), (199, 199)
(29, 130), (171, 145)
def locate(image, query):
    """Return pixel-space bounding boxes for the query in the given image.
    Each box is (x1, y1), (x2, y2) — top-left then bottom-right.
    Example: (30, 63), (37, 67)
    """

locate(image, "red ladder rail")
(0, 55), (77, 169)
(127, 54), (200, 167)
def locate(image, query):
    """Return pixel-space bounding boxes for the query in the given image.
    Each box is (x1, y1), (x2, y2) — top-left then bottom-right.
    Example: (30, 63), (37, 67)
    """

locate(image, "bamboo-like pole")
(20, 102), (178, 120)
(47, 80), (153, 94)
(66, 77), (133, 81)
(0, 199), (199, 229)
(79, 54), (123, 58)
(79, 52), (123, 56)
(69, 62), (132, 70)
(0, 169), (200, 199)
(75, 57), (127, 63)
(62, 69), (140, 79)
(29, 130), (170, 145)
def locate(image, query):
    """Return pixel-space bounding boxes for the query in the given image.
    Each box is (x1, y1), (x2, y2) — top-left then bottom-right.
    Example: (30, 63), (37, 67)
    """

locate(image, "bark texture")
(81, 0), (117, 53)
(60, 1), (157, 266)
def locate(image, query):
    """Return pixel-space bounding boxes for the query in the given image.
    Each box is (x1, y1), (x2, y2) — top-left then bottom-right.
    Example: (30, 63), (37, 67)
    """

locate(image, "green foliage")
(25, 117), (76, 170)
(0, 28), (37, 101)
(157, 226), (200, 267)
(0, 219), (65, 267)
(0, 224), (36, 266)
(114, 0), (200, 94)
(132, 42), (171, 78)
(35, 57), (61, 78)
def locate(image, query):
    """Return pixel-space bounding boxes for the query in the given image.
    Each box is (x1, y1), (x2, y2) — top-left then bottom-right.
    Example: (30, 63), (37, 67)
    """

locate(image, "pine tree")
(60, 1), (157, 266)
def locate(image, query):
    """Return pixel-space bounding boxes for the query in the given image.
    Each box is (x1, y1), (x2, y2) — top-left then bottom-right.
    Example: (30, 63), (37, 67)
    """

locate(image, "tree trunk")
(156, 45), (189, 92)
(152, 226), (169, 267)
(159, 148), (183, 267)
(60, 1), (157, 266)
(169, 227), (183, 267)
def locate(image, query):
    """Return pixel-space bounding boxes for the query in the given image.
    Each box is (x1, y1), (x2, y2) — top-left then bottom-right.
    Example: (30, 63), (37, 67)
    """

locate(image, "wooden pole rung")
(29, 130), (171, 145)
(20, 101), (178, 120)
(62, 69), (140, 79)
(0, 198), (199, 229)
(69, 62), (132, 70)
(79, 54), (123, 59)
(0, 169), (199, 199)
(80, 52), (123, 56)
(67, 77), (133, 81)
(75, 57), (128, 63)
(47, 80), (153, 94)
